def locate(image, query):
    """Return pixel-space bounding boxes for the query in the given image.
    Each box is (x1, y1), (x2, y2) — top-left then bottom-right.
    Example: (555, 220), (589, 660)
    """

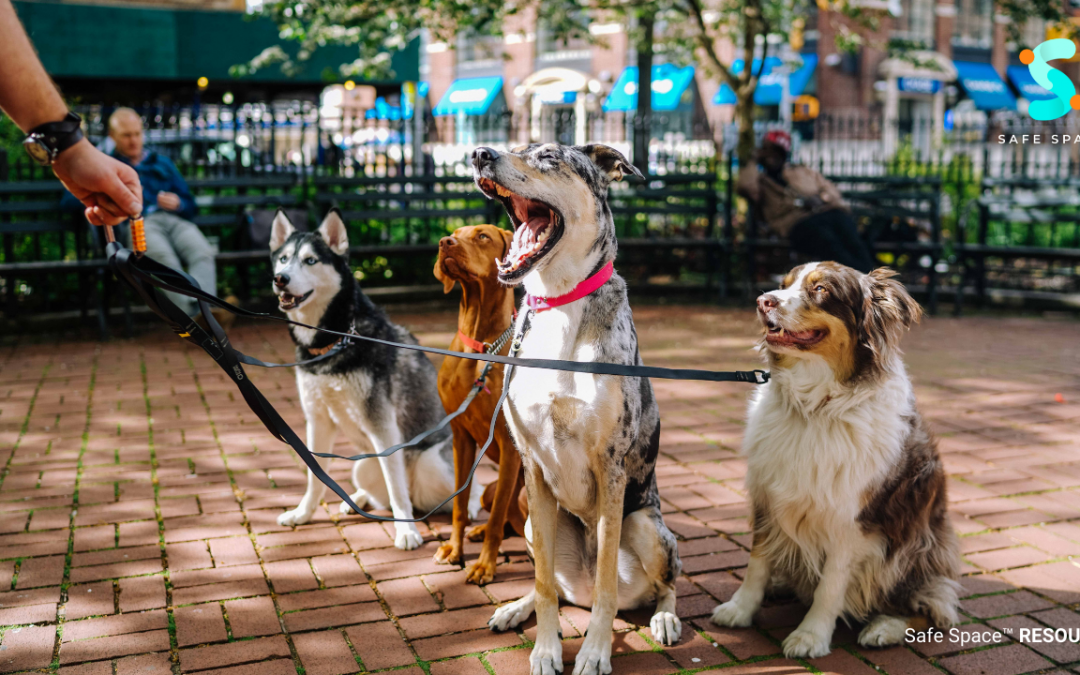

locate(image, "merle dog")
(270, 210), (475, 550)
(474, 144), (682, 675)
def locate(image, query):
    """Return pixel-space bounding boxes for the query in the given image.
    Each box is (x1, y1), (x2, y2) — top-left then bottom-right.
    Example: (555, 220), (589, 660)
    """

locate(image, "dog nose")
(472, 147), (499, 170)
(757, 294), (779, 312)
(274, 273), (290, 289)
(440, 236), (456, 248)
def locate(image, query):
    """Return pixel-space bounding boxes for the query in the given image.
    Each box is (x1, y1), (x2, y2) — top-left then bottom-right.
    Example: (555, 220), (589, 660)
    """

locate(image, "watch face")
(23, 138), (52, 166)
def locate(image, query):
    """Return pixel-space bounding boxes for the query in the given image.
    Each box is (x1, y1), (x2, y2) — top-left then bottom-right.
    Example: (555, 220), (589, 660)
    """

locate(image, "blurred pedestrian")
(0, 0), (141, 225)
(738, 130), (874, 272)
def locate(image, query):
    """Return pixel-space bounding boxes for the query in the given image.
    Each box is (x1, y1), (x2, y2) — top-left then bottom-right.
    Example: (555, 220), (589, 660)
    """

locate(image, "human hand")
(157, 191), (181, 211)
(52, 138), (142, 226)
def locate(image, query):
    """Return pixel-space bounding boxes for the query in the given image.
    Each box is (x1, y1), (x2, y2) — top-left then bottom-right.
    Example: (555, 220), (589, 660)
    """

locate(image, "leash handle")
(103, 215), (145, 256)
(130, 215), (146, 256)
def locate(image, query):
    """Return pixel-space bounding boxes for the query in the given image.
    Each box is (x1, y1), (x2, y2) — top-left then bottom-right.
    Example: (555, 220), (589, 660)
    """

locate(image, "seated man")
(737, 130), (874, 273)
(66, 108), (232, 323)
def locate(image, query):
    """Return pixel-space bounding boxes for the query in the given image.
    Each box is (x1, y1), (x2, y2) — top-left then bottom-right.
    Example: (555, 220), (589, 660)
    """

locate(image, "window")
(536, 15), (591, 65)
(1020, 18), (1047, 49)
(952, 0), (993, 49)
(457, 31), (503, 68)
(892, 0), (934, 46)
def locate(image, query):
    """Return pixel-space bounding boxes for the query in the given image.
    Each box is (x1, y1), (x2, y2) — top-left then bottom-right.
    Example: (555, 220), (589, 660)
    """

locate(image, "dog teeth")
(538, 228), (549, 242)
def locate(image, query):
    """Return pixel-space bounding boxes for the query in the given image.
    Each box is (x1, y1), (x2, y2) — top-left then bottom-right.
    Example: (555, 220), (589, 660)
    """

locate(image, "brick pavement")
(1, 306), (1079, 675)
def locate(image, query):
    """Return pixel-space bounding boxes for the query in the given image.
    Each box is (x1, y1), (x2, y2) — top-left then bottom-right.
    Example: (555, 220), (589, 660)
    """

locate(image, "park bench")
(742, 174), (944, 314)
(953, 177), (1080, 313)
(609, 172), (729, 298)
(0, 180), (118, 336)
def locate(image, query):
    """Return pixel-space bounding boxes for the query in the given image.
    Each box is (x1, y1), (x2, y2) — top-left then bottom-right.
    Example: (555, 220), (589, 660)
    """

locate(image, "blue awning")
(602, 64), (696, 112)
(1006, 65), (1056, 101)
(954, 61), (1016, 110)
(432, 77), (503, 116)
(713, 54), (818, 105)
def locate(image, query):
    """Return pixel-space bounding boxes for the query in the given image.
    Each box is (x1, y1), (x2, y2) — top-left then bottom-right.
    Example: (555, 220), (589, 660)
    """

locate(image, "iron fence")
(4, 103), (1080, 324)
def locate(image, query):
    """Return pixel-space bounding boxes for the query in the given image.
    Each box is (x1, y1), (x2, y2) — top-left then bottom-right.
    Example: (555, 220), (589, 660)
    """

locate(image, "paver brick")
(118, 575), (166, 612)
(346, 621), (415, 670)
(936, 643), (1052, 675)
(224, 596), (281, 637)
(429, 656), (489, 675)
(412, 627), (521, 660)
(276, 585), (377, 612)
(62, 610), (168, 642)
(265, 559), (318, 593)
(378, 577), (440, 617)
(166, 541), (213, 570)
(292, 630), (358, 675)
(16, 555), (65, 588)
(208, 537), (258, 567)
(175, 604), (228, 646)
(283, 601), (385, 631)
(0, 602), (56, 625)
(68, 559), (163, 584)
(310, 554), (364, 588)
(58, 629), (171, 664)
(195, 660), (297, 675)
(115, 652), (172, 675)
(179, 635), (291, 671)
(0, 624), (56, 672)
(172, 578), (269, 606)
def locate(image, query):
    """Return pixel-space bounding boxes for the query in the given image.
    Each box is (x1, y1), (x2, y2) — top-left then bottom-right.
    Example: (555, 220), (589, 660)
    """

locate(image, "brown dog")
(433, 224), (526, 584)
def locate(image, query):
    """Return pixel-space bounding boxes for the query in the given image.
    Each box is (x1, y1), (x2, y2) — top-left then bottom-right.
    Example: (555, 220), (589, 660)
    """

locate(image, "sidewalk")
(1, 307), (1079, 675)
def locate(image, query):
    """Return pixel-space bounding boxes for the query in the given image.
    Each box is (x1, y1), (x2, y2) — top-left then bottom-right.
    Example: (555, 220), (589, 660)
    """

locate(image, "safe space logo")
(1021, 38), (1080, 120)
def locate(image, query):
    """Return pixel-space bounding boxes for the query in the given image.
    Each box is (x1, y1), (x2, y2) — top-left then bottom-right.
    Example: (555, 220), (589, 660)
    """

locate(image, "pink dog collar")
(525, 261), (614, 313)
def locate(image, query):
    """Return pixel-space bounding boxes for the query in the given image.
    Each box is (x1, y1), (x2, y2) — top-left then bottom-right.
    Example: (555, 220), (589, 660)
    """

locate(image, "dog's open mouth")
(477, 178), (563, 281)
(763, 318), (826, 347)
(278, 290), (312, 311)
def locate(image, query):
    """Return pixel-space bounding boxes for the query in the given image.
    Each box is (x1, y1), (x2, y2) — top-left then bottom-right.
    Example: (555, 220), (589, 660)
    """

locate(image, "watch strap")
(27, 112), (84, 160)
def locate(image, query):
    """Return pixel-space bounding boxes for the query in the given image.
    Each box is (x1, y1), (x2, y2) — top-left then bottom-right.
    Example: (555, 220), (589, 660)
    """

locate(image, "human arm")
(0, 0), (141, 224)
(736, 164), (760, 202)
(814, 171), (845, 206)
(159, 156), (197, 219)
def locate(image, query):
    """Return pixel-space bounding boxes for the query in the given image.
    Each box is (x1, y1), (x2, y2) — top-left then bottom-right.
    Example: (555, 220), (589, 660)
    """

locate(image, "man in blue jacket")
(105, 108), (219, 318)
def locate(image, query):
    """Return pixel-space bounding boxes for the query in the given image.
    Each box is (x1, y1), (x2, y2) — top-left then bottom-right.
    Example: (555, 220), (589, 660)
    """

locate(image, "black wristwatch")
(23, 112), (84, 166)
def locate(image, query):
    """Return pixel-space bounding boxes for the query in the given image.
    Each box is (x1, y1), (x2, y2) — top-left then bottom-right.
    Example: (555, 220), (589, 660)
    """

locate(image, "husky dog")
(270, 210), (472, 550)
(473, 144), (682, 675)
(711, 262), (960, 658)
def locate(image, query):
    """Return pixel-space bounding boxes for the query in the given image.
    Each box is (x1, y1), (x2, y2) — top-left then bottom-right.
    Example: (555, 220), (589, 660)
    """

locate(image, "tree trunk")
(735, 89), (756, 169)
(633, 12), (654, 176)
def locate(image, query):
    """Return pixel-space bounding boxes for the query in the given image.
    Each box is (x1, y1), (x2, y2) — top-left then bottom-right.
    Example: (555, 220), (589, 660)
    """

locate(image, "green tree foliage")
(250, 0), (1073, 166)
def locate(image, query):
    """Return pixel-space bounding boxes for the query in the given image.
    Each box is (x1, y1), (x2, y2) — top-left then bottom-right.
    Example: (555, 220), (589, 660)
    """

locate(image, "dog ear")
(433, 259), (456, 294)
(317, 209), (349, 256)
(859, 267), (922, 358)
(269, 209), (294, 252)
(578, 144), (643, 182)
(499, 227), (513, 255)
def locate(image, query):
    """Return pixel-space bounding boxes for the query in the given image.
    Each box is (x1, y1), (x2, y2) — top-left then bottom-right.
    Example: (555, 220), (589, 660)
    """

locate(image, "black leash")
(104, 235), (768, 524)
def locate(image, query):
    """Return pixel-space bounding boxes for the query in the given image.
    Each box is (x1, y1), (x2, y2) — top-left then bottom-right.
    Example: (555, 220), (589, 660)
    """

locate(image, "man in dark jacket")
(104, 108), (218, 317)
(738, 130), (874, 272)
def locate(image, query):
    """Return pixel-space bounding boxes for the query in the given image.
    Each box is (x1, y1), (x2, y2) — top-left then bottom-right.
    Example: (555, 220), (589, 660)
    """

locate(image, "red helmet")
(763, 129), (792, 153)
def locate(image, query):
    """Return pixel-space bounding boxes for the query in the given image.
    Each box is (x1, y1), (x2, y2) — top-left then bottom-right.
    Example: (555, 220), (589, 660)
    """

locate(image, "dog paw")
(433, 542), (461, 565)
(782, 627), (831, 659)
(710, 600), (755, 628)
(277, 507), (314, 527)
(394, 526), (424, 551)
(465, 559), (496, 585)
(465, 523), (488, 542)
(529, 638), (564, 675)
(571, 637), (611, 675)
(489, 598), (534, 631)
(858, 616), (909, 648)
(649, 611), (682, 646)
(338, 490), (369, 516)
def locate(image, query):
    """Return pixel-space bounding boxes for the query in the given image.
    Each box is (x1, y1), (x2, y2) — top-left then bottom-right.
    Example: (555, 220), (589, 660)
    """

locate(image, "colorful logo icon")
(1021, 39), (1080, 120)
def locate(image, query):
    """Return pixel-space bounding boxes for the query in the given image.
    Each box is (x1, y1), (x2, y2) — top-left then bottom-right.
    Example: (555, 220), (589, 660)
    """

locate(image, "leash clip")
(753, 370), (770, 384)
